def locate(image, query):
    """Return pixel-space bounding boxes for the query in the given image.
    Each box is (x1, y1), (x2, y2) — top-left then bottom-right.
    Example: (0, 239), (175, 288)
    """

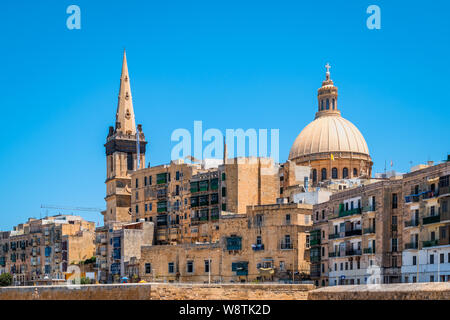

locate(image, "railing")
(328, 251), (340, 258)
(423, 215), (440, 225)
(345, 229), (362, 237)
(439, 185), (450, 196)
(363, 227), (375, 234)
(345, 249), (362, 256)
(422, 190), (438, 200)
(422, 240), (439, 248)
(329, 233), (340, 240)
(251, 244), (265, 251)
(280, 243), (293, 250)
(338, 208), (362, 218)
(363, 248), (375, 254)
(362, 205), (376, 212)
(404, 220), (419, 227)
(405, 242), (418, 250)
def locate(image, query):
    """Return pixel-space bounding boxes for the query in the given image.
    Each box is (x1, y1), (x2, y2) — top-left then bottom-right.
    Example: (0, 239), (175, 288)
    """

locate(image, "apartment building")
(95, 220), (154, 283)
(139, 203), (312, 283)
(0, 215), (95, 286)
(311, 178), (404, 286)
(401, 161), (450, 283)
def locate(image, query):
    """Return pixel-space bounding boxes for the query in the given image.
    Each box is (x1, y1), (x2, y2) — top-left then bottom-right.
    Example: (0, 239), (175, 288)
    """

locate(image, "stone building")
(139, 203), (312, 283)
(0, 215), (95, 286)
(401, 161), (450, 283)
(311, 177), (404, 286)
(286, 64), (373, 188)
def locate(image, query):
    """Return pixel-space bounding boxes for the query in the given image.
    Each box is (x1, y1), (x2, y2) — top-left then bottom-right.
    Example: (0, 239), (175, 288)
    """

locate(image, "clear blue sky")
(0, 0), (449, 230)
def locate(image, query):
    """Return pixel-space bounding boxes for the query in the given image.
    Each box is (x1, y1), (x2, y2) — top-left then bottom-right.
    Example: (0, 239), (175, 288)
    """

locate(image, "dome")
(289, 114), (370, 161)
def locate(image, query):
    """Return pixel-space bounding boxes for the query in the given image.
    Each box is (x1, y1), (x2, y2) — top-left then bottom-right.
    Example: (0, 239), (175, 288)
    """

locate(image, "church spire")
(315, 63), (340, 119)
(115, 49), (136, 135)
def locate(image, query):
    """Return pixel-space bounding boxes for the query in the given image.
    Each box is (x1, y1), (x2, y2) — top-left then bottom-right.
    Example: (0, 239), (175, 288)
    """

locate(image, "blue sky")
(0, 0), (449, 230)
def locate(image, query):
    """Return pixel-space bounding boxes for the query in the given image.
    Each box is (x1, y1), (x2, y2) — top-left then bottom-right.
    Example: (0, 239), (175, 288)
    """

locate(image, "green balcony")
(363, 227), (375, 234)
(362, 205), (376, 212)
(329, 233), (340, 240)
(422, 240), (439, 248)
(310, 238), (321, 246)
(423, 215), (440, 225)
(363, 248), (375, 254)
(338, 208), (362, 218)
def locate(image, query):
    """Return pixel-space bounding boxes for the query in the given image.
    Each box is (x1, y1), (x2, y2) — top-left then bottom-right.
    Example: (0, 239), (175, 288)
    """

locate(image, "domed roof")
(289, 64), (370, 162)
(289, 115), (370, 161)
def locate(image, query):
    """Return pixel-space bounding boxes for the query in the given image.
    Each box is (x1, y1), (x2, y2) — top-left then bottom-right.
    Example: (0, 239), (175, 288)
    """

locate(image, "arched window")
(321, 100), (324, 110)
(343, 167), (349, 179)
(321, 168), (327, 181)
(353, 168), (358, 177)
(313, 169), (317, 183)
(326, 99), (329, 110)
(332, 167), (338, 179)
(332, 98), (335, 110)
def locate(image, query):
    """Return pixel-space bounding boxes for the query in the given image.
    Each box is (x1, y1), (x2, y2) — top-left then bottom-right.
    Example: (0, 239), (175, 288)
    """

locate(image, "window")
(412, 256), (417, 266)
(127, 153), (133, 170)
(285, 214), (291, 225)
(145, 204), (148, 212)
(204, 260), (210, 273)
(149, 176), (152, 185)
(144, 176), (147, 186)
(391, 238), (397, 252)
(168, 262), (175, 274)
(326, 99), (329, 110)
(221, 172), (226, 181)
(176, 171), (180, 181)
(321, 210), (325, 219)
(440, 253), (444, 264)
(136, 178), (139, 188)
(312, 169), (317, 183)
(321, 168), (327, 181)
(145, 263), (151, 274)
(430, 254), (434, 264)
(332, 98), (335, 109)
(222, 187), (227, 197)
(392, 193), (398, 209)
(353, 168), (358, 177)
(342, 167), (349, 178)
(135, 205), (139, 214)
(187, 260), (194, 273)
(332, 167), (338, 179)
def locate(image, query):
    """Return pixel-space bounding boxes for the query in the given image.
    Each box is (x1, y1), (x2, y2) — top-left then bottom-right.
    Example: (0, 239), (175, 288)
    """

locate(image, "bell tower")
(315, 63), (341, 119)
(103, 50), (147, 224)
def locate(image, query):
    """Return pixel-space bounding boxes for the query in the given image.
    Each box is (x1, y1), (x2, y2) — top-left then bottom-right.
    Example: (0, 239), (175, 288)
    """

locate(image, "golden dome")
(289, 63), (370, 162)
(288, 114), (370, 161)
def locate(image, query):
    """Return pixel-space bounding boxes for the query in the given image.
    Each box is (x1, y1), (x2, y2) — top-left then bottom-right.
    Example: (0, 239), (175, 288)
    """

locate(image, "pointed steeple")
(115, 49), (136, 135)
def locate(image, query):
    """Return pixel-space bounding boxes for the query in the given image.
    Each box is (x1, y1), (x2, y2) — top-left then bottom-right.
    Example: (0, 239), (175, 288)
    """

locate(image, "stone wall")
(0, 283), (312, 300)
(308, 282), (450, 300)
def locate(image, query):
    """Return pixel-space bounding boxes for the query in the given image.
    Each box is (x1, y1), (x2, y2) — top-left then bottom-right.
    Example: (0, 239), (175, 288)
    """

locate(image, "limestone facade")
(139, 203), (312, 283)
(0, 215), (95, 286)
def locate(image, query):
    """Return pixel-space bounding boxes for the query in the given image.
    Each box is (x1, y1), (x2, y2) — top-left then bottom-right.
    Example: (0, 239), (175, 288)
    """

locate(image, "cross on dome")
(325, 63), (331, 80)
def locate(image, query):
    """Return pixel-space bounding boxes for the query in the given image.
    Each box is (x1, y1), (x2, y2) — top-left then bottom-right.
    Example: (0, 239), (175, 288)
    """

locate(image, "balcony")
(422, 190), (438, 200)
(329, 251), (342, 258)
(338, 208), (362, 218)
(280, 243), (293, 250)
(363, 248), (375, 254)
(405, 242), (418, 250)
(422, 240), (439, 248)
(363, 227), (375, 234)
(423, 215), (440, 225)
(439, 185), (450, 197)
(310, 238), (321, 246)
(362, 205), (376, 213)
(404, 219), (419, 228)
(345, 229), (362, 237)
(345, 249), (362, 256)
(251, 244), (265, 251)
(329, 233), (340, 240)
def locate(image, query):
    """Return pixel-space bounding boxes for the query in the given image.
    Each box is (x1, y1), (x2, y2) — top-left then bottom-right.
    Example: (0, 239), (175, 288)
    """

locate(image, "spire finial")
(325, 63), (331, 80)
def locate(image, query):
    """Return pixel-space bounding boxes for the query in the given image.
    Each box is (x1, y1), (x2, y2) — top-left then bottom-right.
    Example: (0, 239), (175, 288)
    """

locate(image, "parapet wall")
(0, 283), (313, 300)
(308, 283), (450, 300)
